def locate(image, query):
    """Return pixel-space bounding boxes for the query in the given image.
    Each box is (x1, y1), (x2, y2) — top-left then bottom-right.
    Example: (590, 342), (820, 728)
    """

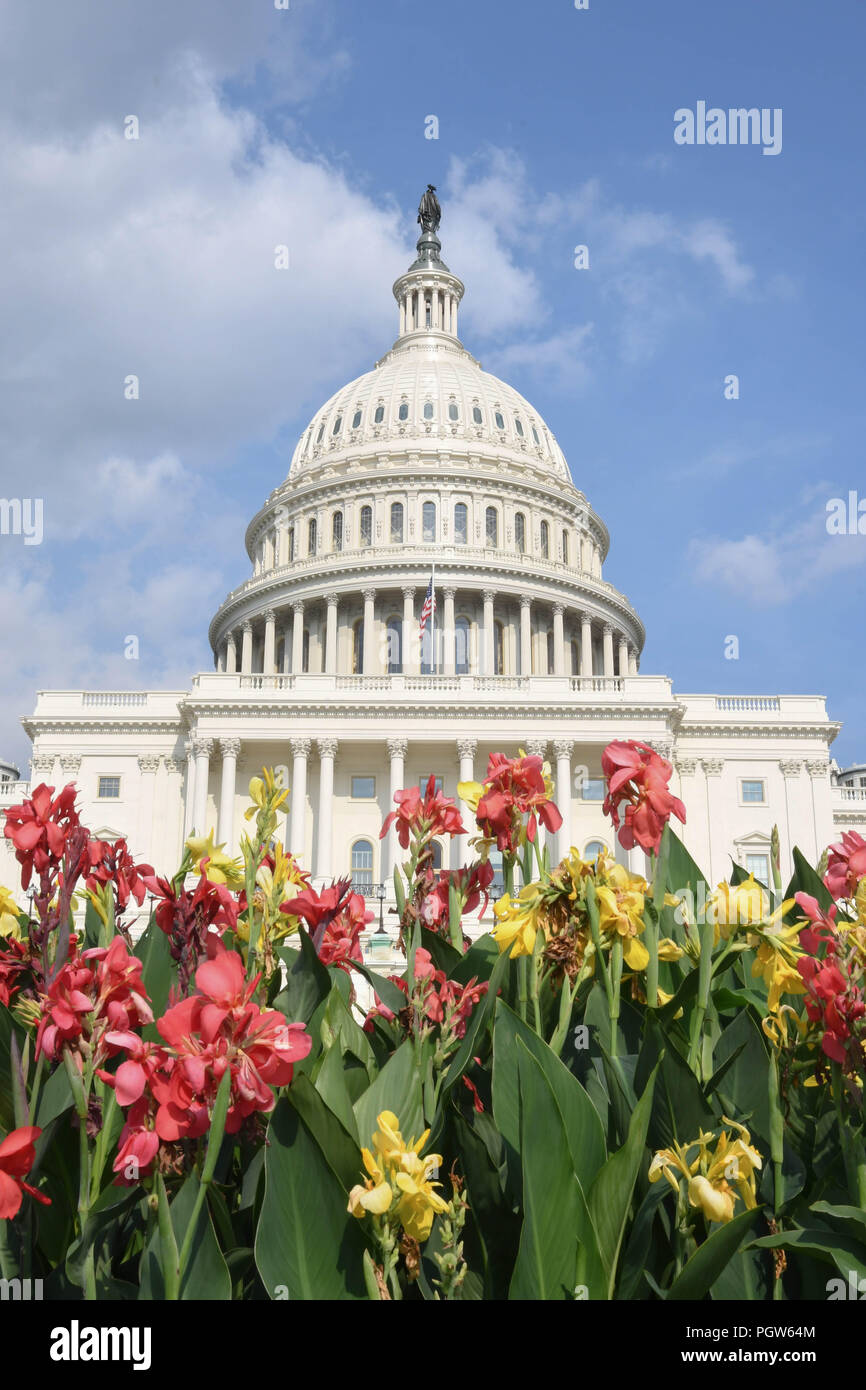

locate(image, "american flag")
(419, 573), (436, 638)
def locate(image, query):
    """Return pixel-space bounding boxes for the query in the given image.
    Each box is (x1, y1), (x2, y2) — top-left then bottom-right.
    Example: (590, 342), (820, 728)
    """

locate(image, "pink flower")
(0, 1126), (50, 1219)
(824, 831), (866, 901)
(381, 776), (466, 850)
(601, 740), (686, 855)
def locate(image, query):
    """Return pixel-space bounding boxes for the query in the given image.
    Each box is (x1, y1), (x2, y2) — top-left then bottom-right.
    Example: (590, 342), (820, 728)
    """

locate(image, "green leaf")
(314, 1041), (360, 1143)
(354, 1038), (425, 1147)
(783, 847), (838, 919)
(0, 1003), (27, 1130)
(588, 1058), (659, 1299)
(667, 1206), (762, 1300)
(450, 1111), (522, 1300)
(350, 959), (407, 1015)
(441, 949), (509, 1098)
(136, 914), (174, 1039)
(750, 1227), (866, 1283)
(809, 1201), (866, 1240)
(275, 928), (332, 1026)
(255, 1094), (368, 1300)
(508, 1041), (598, 1300)
(321, 987), (377, 1078)
(33, 1060), (74, 1128)
(636, 1020), (716, 1150)
(139, 1172), (232, 1300)
(450, 932), (499, 985)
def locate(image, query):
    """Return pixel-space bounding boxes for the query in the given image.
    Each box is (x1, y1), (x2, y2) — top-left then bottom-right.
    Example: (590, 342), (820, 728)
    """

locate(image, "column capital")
(552, 602), (565, 618)
(805, 759), (829, 779)
(779, 758), (803, 778)
(702, 758), (724, 777)
(59, 754), (81, 773)
(317, 736), (339, 759)
(192, 737), (213, 758)
(401, 585), (415, 601)
(579, 610), (593, 627)
(137, 754), (161, 773)
(520, 595), (531, 610)
(226, 628), (237, 644)
(241, 619), (253, 633)
(263, 607), (276, 623)
(602, 621), (614, 636)
(363, 587), (377, 603)
(456, 737), (477, 760)
(290, 736), (312, 759)
(387, 736), (409, 760)
(219, 737), (241, 760)
(525, 738), (547, 758)
(291, 599), (304, 616)
(326, 591), (339, 608)
(31, 754), (55, 775)
(482, 588), (496, 603)
(442, 585), (457, 601)
(165, 757), (185, 775)
(675, 757), (698, 777)
(647, 737), (674, 762)
(552, 739), (574, 759)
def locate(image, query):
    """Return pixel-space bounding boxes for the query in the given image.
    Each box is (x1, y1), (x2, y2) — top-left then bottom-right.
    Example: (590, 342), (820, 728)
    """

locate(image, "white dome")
(288, 337), (571, 485)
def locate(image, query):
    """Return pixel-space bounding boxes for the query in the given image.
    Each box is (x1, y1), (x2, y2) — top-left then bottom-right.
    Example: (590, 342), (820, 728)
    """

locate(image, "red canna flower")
(287, 879), (373, 971)
(0, 938), (29, 1008)
(84, 838), (153, 913)
(35, 936), (152, 1063)
(824, 830), (866, 901)
(142, 870), (240, 993)
(3, 783), (81, 891)
(464, 752), (563, 853)
(601, 740), (686, 856)
(381, 776), (466, 851)
(0, 1126), (50, 1220)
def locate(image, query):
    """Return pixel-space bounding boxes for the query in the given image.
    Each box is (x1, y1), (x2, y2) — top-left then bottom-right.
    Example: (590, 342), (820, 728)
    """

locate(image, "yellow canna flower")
(752, 940), (806, 1013)
(457, 780), (484, 812)
(707, 875), (768, 941)
(185, 830), (246, 890)
(657, 936), (684, 961)
(0, 884), (23, 939)
(394, 1155), (449, 1242)
(650, 1120), (762, 1227)
(595, 861), (649, 970)
(492, 886), (543, 958)
(349, 1111), (447, 1244)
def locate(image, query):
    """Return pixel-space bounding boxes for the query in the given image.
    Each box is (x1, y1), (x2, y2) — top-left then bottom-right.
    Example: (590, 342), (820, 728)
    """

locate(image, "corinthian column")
(520, 597), (532, 676)
(225, 631), (237, 674)
(218, 738), (241, 850)
(443, 587), (457, 675)
(457, 737), (477, 867)
(325, 593), (339, 675)
(580, 612), (593, 677)
(402, 587), (415, 675)
(618, 636), (629, 678)
(363, 588), (376, 674)
(553, 603), (565, 677)
(385, 737), (408, 883)
(289, 737), (311, 861)
(263, 609), (276, 675)
(482, 589), (495, 676)
(191, 737), (213, 836)
(316, 737), (338, 878)
(240, 621), (253, 675)
(553, 739), (574, 861)
(291, 600), (304, 674)
(602, 623), (615, 678)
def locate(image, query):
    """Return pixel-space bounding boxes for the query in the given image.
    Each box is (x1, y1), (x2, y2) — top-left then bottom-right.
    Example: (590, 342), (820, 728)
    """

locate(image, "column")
(191, 737), (213, 836)
(217, 738), (240, 850)
(553, 603), (565, 677)
(182, 745), (197, 840)
(240, 621), (253, 675)
(402, 587), (415, 675)
(553, 739), (574, 860)
(618, 636), (629, 678)
(443, 587), (457, 675)
(452, 295), (458, 337)
(520, 597), (532, 676)
(602, 623), (615, 677)
(291, 600), (304, 674)
(363, 588), (376, 674)
(482, 589), (495, 676)
(290, 737), (311, 861)
(316, 737), (338, 878)
(457, 738), (477, 868)
(226, 631), (237, 674)
(325, 593), (339, 675)
(217, 647), (225, 673)
(386, 737), (408, 883)
(580, 612), (593, 678)
(580, 535), (592, 572)
(137, 755), (160, 857)
(628, 646), (638, 676)
(263, 609), (276, 675)
(399, 299), (406, 335)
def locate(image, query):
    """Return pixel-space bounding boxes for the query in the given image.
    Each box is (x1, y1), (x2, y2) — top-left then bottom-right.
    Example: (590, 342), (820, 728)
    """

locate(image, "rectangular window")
(580, 778), (605, 802)
(740, 779), (766, 804)
(746, 853), (770, 886)
(98, 776), (120, 799)
(351, 776), (376, 799)
(418, 775), (443, 795)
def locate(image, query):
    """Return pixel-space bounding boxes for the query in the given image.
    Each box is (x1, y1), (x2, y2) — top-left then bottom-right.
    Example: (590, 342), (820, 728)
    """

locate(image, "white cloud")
(689, 509), (866, 607)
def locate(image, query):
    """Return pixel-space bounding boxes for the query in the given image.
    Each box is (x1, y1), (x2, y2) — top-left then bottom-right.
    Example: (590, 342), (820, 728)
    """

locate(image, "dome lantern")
(392, 185), (465, 341)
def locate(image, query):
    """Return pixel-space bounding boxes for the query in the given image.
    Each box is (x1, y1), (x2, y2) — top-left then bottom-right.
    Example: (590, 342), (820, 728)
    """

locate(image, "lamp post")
(369, 882), (391, 961)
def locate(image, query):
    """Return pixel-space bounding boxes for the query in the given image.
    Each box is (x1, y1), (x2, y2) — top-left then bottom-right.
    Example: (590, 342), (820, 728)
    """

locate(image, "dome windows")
(332, 510), (343, 551)
(386, 616), (402, 674)
(308, 518), (317, 556)
(398, 402), (409, 422)
(515, 511), (526, 553)
(332, 415), (343, 435)
(454, 502), (468, 546)
(422, 501), (436, 542)
(514, 417), (524, 437)
(423, 401), (434, 420)
(352, 409), (362, 429)
(562, 530), (569, 565)
(288, 526), (295, 562)
(494, 410), (505, 431)
(390, 502), (404, 544)
(374, 404), (385, 424)
(316, 422), (325, 443)
(540, 521), (550, 559)
(448, 402), (459, 421)
(359, 505), (372, 548)
(531, 425), (540, 446)
(472, 406), (483, 425)
(485, 506), (499, 549)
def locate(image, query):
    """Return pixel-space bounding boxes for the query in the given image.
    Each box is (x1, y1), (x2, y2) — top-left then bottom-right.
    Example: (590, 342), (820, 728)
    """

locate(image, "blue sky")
(1, 0), (864, 768)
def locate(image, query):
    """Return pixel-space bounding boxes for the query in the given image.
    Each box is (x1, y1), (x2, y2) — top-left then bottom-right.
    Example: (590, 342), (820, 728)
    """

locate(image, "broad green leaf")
(136, 914), (174, 1039)
(314, 1042), (360, 1144)
(350, 959), (407, 1014)
(588, 1059), (659, 1298)
(289, 1073), (363, 1193)
(0, 1003), (27, 1130)
(441, 949), (509, 1097)
(354, 1038), (425, 1149)
(255, 1095), (367, 1300)
(139, 1172), (231, 1300)
(667, 1206), (762, 1300)
(275, 928), (332, 1026)
(322, 987), (377, 1078)
(750, 1227), (866, 1283)
(636, 1020), (716, 1150)
(451, 1110), (521, 1301)
(33, 1061), (74, 1128)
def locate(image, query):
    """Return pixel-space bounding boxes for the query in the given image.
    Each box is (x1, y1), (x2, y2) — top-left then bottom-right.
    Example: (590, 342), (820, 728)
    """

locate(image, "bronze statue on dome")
(417, 184), (441, 234)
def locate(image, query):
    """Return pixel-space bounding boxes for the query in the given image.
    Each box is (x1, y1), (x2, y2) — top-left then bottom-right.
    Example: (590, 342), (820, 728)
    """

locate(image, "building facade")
(2, 203), (859, 926)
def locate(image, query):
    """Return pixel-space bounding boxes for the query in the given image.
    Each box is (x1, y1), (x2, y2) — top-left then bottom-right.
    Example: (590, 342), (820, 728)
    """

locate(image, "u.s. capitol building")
(3, 192), (858, 920)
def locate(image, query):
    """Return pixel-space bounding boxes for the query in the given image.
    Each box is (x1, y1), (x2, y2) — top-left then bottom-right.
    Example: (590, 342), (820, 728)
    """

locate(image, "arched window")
(308, 518), (317, 556)
(422, 501), (436, 542)
(352, 619), (363, 674)
(332, 415), (343, 435)
(485, 506), (498, 549)
(390, 502), (404, 543)
(546, 631), (554, 674)
(494, 620), (505, 675)
(302, 628), (310, 673)
(531, 425), (540, 445)
(288, 526), (295, 562)
(562, 530), (569, 565)
(352, 409), (362, 428)
(514, 417), (524, 437)
(386, 616), (402, 674)
(454, 502), (468, 546)
(332, 511), (343, 551)
(448, 402), (459, 421)
(584, 840), (607, 862)
(360, 506), (372, 548)
(351, 839), (374, 893)
(472, 406), (483, 425)
(515, 512), (526, 553)
(423, 401), (434, 420)
(374, 404), (384, 424)
(494, 410), (505, 430)
(398, 401), (409, 421)
(456, 616), (470, 675)
(540, 521), (549, 559)
(431, 841), (443, 871)
(316, 422), (325, 443)
(425, 298), (432, 327)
